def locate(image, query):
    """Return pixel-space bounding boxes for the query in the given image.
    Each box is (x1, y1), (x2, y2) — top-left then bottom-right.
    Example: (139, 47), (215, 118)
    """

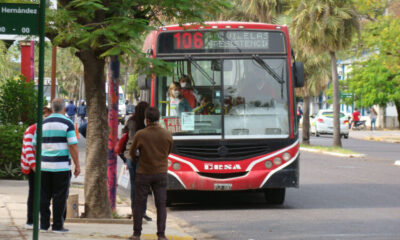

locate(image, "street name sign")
(0, 3), (39, 35)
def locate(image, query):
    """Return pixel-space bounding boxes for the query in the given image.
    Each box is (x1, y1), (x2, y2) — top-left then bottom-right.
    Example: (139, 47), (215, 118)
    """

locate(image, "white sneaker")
(25, 224), (33, 230)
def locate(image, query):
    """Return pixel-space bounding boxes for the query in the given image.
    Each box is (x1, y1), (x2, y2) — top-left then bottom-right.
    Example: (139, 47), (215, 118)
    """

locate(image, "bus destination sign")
(157, 30), (286, 55)
(0, 3), (39, 35)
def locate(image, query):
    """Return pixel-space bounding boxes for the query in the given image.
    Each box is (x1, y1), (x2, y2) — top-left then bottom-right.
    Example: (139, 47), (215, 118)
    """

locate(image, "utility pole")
(51, 46), (57, 101)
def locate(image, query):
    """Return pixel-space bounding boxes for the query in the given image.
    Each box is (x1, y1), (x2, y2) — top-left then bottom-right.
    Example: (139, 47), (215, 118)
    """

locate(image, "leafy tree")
(0, 41), (18, 84)
(221, 0), (291, 23)
(46, 0), (229, 218)
(354, 0), (392, 21)
(291, 0), (359, 147)
(294, 48), (331, 144)
(345, 16), (400, 127)
(0, 78), (38, 125)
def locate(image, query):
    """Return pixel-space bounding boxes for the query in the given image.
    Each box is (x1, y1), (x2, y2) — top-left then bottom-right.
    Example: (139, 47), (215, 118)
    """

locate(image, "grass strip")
(300, 144), (359, 155)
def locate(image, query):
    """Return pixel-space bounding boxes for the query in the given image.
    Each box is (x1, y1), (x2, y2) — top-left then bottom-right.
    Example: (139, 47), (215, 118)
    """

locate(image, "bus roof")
(158, 21), (287, 32)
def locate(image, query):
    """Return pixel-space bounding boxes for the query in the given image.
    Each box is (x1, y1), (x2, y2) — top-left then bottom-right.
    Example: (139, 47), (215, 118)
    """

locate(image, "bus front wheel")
(264, 188), (285, 205)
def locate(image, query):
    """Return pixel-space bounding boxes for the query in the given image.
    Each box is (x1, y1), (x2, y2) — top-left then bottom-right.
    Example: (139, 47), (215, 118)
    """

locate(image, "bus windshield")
(156, 58), (289, 139)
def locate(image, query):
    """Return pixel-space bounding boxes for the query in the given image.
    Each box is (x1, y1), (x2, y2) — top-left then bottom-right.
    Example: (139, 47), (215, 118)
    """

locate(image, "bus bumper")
(167, 155), (299, 191)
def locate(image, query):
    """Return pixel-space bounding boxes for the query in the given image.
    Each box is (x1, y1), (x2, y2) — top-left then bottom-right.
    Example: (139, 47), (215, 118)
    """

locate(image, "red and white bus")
(140, 22), (304, 204)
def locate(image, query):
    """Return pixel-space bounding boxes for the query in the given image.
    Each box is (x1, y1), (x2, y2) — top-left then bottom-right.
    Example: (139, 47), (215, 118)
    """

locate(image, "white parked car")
(310, 110), (349, 139)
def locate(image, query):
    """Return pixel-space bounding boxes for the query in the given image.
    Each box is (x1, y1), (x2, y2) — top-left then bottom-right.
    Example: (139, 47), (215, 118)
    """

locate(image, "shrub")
(0, 124), (26, 179)
(0, 78), (38, 125)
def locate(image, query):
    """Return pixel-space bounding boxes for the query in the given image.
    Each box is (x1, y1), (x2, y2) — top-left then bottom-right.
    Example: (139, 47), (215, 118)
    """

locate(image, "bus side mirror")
(293, 62), (305, 88)
(138, 74), (151, 90)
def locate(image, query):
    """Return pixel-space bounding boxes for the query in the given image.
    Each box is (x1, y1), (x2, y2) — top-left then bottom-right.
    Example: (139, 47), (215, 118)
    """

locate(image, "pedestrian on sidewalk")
(77, 100), (87, 126)
(21, 107), (52, 230)
(369, 107), (377, 131)
(122, 101), (152, 221)
(351, 108), (361, 129)
(33, 98), (81, 233)
(129, 107), (173, 240)
(66, 100), (77, 123)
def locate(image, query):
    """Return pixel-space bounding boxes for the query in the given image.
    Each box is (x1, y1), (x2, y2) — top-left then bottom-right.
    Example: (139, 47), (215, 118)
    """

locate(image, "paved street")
(165, 150), (400, 240)
(308, 131), (400, 162)
(138, 132), (400, 240)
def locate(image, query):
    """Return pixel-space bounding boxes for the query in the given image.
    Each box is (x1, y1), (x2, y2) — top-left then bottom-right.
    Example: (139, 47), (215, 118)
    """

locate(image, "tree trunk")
(107, 56), (119, 211)
(330, 51), (342, 147)
(302, 95), (311, 145)
(77, 50), (112, 218)
(395, 101), (400, 129)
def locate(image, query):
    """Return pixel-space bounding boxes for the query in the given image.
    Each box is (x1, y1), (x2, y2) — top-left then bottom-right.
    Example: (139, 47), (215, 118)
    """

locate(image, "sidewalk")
(0, 180), (193, 240)
(349, 129), (400, 143)
(0, 133), (194, 240)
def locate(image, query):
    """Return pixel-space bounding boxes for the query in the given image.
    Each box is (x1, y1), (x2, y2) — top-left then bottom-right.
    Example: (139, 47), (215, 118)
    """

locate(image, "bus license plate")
(214, 183), (232, 191)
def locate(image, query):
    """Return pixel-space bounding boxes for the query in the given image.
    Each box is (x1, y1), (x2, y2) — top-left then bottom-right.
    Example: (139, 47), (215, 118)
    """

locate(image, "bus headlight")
(273, 157), (282, 166)
(282, 152), (291, 161)
(172, 162), (181, 170)
(168, 160), (172, 167)
(264, 161), (273, 169)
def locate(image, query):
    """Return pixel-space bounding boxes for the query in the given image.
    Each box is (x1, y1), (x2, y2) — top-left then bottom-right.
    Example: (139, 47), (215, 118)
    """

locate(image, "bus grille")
(175, 144), (270, 160)
(197, 172), (248, 179)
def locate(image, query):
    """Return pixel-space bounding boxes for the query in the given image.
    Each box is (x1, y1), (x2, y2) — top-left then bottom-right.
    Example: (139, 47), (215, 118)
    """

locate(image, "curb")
(300, 147), (366, 158)
(65, 218), (133, 224)
(363, 136), (400, 143)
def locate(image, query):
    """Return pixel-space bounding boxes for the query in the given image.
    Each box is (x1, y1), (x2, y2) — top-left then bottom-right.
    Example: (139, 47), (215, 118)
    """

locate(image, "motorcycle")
(352, 120), (366, 130)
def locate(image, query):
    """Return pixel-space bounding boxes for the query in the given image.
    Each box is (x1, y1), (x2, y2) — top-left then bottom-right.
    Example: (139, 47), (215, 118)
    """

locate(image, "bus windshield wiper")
(185, 55), (215, 85)
(252, 55), (284, 85)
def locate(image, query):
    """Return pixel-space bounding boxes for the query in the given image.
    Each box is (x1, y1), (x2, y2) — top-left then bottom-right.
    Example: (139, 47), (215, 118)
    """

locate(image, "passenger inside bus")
(167, 82), (192, 116)
(193, 96), (214, 115)
(179, 75), (198, 108)
(223, 96), (233, 114)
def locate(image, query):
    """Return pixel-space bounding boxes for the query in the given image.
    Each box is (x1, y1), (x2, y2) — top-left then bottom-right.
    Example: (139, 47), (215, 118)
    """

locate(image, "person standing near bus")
(34, 98), (80, 233)
(21, 107), (52, 230)
(129, 107), (173, 240)
(122, 101), (152, 222)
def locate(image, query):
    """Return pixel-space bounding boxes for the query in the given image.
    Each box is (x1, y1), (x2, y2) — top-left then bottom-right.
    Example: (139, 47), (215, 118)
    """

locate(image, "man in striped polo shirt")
(33, 98), (80, 233)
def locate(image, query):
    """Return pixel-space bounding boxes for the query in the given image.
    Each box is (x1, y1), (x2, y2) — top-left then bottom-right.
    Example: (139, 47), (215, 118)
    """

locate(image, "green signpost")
(0, 3), (39, 35)
(0, 2), (45, 240)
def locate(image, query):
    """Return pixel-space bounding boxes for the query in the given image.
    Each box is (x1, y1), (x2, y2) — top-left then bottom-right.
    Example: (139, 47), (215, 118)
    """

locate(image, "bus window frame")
(154, 55), (292, 139)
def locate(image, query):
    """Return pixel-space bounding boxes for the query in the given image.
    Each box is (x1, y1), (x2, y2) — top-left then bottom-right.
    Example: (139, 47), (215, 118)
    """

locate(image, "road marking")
(395, 160), (400, 166)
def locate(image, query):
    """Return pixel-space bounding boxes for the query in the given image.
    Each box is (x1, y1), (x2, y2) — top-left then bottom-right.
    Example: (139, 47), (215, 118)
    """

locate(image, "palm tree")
(220, 0), (291, 23)
(291, 0), (359, 147)
(294, 47), (331, 145)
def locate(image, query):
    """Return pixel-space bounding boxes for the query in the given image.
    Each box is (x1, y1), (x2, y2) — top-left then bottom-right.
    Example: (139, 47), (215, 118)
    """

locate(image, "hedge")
(0, 124), (26, 179)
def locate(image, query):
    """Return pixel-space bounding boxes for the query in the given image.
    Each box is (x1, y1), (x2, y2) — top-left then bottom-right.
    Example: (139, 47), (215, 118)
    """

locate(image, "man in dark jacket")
(66, 100), (77, 123)
(129, 107), (173, 240)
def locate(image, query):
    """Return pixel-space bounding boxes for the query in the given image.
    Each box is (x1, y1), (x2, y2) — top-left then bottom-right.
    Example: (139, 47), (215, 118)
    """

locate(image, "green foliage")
(353, 0), (390, 21)
(344, 16), (400, 108)
(0, 41), (18, 83)
(0, 124), (26, 180)
(47, 0), (230, 59)
(291, 0), (359, 54)
(0, 78), (38, 125)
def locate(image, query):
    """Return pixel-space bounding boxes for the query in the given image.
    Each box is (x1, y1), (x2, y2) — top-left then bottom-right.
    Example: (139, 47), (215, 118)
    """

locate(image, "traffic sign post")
(0, 3), (39, 35)
(0, 2), (45, 240)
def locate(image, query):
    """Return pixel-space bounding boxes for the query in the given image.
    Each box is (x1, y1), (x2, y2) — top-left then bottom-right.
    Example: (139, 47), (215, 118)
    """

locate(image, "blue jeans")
(371, 118), (376, 130)
(126, 159), (147, 214)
